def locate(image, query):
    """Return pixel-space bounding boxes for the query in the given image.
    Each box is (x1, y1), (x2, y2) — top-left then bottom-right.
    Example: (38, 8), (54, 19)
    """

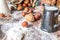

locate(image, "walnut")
(0, 14), (5, 18)
(22, 21), (28, 27)
(17, 4), (22, 10)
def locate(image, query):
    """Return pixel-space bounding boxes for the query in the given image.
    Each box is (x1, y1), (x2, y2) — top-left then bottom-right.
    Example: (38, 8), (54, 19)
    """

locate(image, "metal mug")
(41, 4), (59, 32)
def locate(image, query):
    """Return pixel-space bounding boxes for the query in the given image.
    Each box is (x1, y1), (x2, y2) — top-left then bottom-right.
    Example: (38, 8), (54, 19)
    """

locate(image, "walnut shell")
(5, 14), (11, 19)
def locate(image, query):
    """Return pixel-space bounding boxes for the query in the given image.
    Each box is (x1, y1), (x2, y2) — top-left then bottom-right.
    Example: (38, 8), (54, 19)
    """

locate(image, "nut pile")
(21, 11), (41, 27)
(10, 0), (41, 27)
(0, 13), (11, 19)
(10, 0), (36, 11)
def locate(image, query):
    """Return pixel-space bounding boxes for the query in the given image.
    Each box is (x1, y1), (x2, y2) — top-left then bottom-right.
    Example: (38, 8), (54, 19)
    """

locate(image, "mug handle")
(55, 9), (60, 17)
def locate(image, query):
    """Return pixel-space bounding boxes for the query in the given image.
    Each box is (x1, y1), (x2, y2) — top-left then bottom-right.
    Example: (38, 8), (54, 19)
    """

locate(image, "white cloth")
(2, 24), (57, 40)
